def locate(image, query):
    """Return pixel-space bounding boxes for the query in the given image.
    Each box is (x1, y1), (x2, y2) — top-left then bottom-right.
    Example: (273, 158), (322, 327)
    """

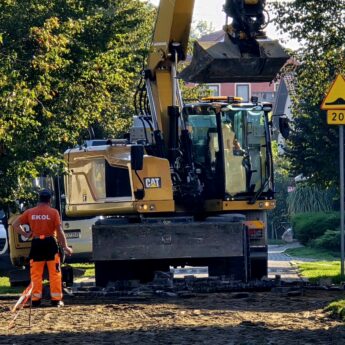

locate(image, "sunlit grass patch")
(70, 263), (95, 277)
(297, 261), (342, 284)
(325, 300), (345, 321)
(0, 276), (22, 294)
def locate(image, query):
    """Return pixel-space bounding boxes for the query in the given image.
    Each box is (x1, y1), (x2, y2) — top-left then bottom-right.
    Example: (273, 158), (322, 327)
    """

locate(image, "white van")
(0, 222), (8, 255)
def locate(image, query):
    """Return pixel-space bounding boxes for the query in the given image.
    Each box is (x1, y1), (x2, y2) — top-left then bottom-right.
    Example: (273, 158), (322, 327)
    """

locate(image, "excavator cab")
(182, 99), (273, 201)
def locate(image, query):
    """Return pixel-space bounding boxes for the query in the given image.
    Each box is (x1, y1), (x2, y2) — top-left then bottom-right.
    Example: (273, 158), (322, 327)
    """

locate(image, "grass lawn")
(288, 248), (345, 321)
(70, 262), (95, 277)
(286, 246), (342, 283)
(0, 276), (22, 294)
(0, 263), (94, 295)
(298, 261), (343, 284)
(325, 300), (345, 321)
(285, 246), (340, 261)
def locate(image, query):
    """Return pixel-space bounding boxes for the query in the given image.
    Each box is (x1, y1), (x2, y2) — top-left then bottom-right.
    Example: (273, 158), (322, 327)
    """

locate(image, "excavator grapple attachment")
(179, 35), (289, 83)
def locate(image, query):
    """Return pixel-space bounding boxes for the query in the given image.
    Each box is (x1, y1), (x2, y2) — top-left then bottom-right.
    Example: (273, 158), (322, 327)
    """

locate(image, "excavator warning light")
(201, 96), (243, 104)
(245, 0), (260, 4)
(228, 96), (243, 103)
(201, 96), (227, 102)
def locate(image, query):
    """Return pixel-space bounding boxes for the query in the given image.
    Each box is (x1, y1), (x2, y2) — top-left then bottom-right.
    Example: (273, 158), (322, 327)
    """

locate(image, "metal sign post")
(340, 125), (345, 279)
(321, 74), (345, 279)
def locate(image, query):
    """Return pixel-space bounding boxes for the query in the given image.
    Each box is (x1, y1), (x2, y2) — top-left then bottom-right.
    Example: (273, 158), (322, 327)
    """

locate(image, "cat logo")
(144, 177), (162, 189)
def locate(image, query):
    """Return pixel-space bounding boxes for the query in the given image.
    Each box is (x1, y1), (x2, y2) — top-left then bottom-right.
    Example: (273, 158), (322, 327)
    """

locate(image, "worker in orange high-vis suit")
(13, 189), (73, 308)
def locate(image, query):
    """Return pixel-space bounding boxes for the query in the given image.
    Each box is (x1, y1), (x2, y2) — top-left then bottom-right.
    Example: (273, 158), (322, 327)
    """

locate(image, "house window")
(236, 84), (250, 102)
(252, 91), (276, 103)
(206, 84), (220, 96)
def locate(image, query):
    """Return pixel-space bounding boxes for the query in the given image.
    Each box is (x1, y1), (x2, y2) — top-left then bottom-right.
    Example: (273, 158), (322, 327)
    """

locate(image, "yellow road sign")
(327, 110), (345, 125)
(321, 75), (345, 110)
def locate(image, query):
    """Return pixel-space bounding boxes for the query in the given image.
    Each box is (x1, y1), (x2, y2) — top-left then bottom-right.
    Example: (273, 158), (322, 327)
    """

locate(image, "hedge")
(312, 229), (341, 252)
(291, 212), (339, 245)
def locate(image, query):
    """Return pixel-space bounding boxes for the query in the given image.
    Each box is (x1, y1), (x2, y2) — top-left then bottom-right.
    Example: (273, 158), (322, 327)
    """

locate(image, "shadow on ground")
(1, 323), (344, 345)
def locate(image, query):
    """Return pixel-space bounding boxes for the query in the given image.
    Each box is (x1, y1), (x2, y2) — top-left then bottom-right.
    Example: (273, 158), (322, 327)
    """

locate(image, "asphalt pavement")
(268, 242), (310, 282)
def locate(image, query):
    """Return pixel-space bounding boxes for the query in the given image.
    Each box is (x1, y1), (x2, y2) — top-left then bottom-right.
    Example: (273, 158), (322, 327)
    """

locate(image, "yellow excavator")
(64, 0), (289, 286)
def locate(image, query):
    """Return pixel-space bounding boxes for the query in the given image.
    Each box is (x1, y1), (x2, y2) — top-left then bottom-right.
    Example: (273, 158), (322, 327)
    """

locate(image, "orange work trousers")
(30, 253), (62, 301)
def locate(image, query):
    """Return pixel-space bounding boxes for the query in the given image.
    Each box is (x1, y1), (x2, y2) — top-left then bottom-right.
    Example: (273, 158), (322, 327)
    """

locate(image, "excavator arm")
(143, 0), (195, 151)
(147, 0), (194, 73)
(224, 0), (266, 38)
(142, 0), (288, 150)
(180, 0), (289, 83)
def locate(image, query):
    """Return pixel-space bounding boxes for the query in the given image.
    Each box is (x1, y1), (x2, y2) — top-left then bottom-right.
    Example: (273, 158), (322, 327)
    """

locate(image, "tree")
(180, 20), (215, 101)
(190, 20), (215, 40)
(272, 0), (345, 189)
(0, 0), (155, 206)
(267, 141), (292, 238)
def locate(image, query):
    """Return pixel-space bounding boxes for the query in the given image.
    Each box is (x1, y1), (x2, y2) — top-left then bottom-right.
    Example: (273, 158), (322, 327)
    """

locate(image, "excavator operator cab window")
(221, 106), (268, 196)
(183, 103), (270, 199)
(220, 110), (247, 196)
(183, 105), (217, 166)
(222, 110), (246, 149)
(246, 108), (268, 192)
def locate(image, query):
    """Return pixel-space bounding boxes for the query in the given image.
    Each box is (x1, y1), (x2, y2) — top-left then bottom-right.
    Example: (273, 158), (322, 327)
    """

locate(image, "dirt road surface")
(1, 290), (344, 345)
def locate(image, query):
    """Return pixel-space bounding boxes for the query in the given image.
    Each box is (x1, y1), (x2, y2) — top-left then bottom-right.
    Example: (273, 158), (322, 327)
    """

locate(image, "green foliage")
(273, 0), (345, 189)
(180, 82), (211, 102)
(179, 20), (215, 102)
(0, 0), (155, 206)
(325, 300), (345, 321)
(291, 212), (339, 245)
(286, 246), (339, 261)
(268, 171), (290, 230)
(287, 184), (335, 215)
(190, 20), (215, 40)
(312, 229), (341, 252)
(267, 141), (292, 237)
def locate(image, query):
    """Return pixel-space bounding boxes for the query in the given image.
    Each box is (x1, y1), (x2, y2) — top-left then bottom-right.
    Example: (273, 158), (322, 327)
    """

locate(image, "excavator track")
(65, 274), (341, 301)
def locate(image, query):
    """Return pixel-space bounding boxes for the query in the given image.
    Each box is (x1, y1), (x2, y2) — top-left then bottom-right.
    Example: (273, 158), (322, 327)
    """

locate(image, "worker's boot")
(51, 300), (64, 308)
(31, 300), (41, 308)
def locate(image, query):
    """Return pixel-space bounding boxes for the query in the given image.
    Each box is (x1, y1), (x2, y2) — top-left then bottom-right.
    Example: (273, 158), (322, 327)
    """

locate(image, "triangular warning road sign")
(321, 75), (345, 110)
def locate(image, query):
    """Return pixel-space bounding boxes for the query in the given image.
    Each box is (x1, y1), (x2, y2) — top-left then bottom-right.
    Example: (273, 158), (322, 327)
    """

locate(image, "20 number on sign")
(327, 111), (345, 125)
